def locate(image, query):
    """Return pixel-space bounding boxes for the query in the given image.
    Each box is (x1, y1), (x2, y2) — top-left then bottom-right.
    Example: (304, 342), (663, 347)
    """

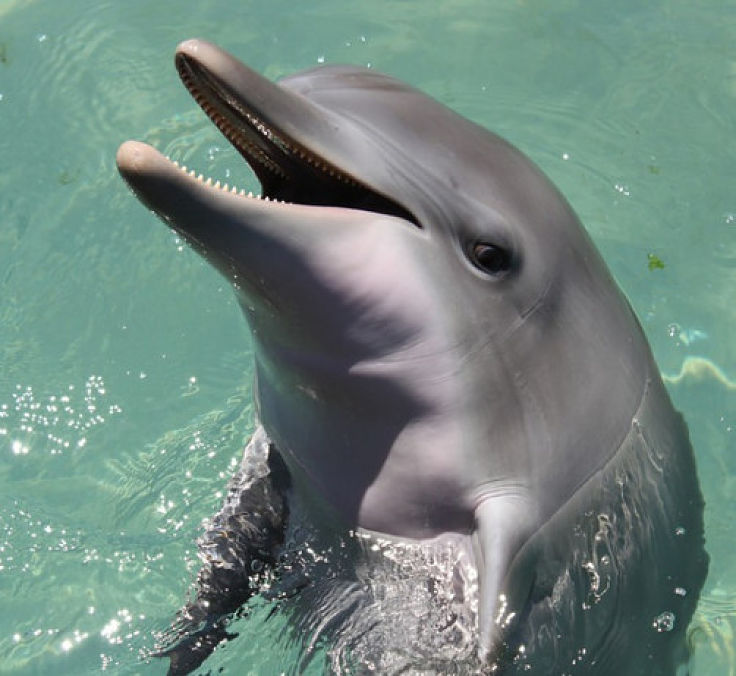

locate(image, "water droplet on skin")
(652, 611), (675, 632)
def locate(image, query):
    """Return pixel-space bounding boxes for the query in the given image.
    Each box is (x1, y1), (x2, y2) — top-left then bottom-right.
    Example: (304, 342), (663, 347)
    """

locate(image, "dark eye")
(471, 242), (513, 275)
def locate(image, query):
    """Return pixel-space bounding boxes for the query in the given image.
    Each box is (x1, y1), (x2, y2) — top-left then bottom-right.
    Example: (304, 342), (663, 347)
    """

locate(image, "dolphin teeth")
(165, 156), (255, 200)
(179, 65), (359, 188)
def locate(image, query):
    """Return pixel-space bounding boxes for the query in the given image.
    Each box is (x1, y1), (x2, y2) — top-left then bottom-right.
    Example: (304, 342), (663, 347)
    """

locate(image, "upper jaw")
(170, 39), (418, 225)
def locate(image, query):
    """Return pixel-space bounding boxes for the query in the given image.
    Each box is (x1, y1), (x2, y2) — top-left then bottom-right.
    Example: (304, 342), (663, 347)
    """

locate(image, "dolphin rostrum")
(117, 39), (707, 674)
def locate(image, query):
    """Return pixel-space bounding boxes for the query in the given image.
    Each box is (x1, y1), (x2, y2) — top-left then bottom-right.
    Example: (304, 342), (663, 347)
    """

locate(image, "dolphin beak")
(173, 38), (348, 199)
(116, 138), (394, 284)
(118, 39), (417, 233)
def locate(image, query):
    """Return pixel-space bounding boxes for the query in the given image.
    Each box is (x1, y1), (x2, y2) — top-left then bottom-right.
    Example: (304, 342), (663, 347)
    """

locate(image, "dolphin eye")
(471, 242), (513, 276)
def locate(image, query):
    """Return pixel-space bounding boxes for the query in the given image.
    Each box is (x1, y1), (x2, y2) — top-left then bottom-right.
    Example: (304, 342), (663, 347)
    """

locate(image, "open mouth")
(173, 48), (419, 226)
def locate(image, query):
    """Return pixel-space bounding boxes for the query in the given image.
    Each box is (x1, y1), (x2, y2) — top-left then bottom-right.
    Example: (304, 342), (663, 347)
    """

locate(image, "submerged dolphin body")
(117, 40), (707, 673)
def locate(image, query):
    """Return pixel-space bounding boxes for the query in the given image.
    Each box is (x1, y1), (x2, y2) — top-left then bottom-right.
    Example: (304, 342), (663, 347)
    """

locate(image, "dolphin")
(116, 39), (708, 674)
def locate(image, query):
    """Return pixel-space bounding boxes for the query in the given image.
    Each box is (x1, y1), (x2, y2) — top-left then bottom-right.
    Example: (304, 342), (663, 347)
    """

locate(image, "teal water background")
(1, 0), (735, 673)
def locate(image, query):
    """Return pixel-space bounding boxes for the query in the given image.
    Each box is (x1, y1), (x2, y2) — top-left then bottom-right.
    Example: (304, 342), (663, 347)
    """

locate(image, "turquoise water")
(1, 0), (735, 673)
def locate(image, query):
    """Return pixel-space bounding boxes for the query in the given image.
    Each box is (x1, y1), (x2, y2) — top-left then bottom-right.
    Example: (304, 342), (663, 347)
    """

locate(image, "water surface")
(1, 0), (735, 673)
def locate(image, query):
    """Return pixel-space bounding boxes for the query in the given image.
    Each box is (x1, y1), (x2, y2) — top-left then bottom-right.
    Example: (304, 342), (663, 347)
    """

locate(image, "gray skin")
(117, 40), (707, 673)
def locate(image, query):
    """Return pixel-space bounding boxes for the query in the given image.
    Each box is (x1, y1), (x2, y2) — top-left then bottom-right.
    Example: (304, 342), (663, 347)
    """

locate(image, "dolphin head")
(117, 39), (652, 663)
(117, 39), (580, 354)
